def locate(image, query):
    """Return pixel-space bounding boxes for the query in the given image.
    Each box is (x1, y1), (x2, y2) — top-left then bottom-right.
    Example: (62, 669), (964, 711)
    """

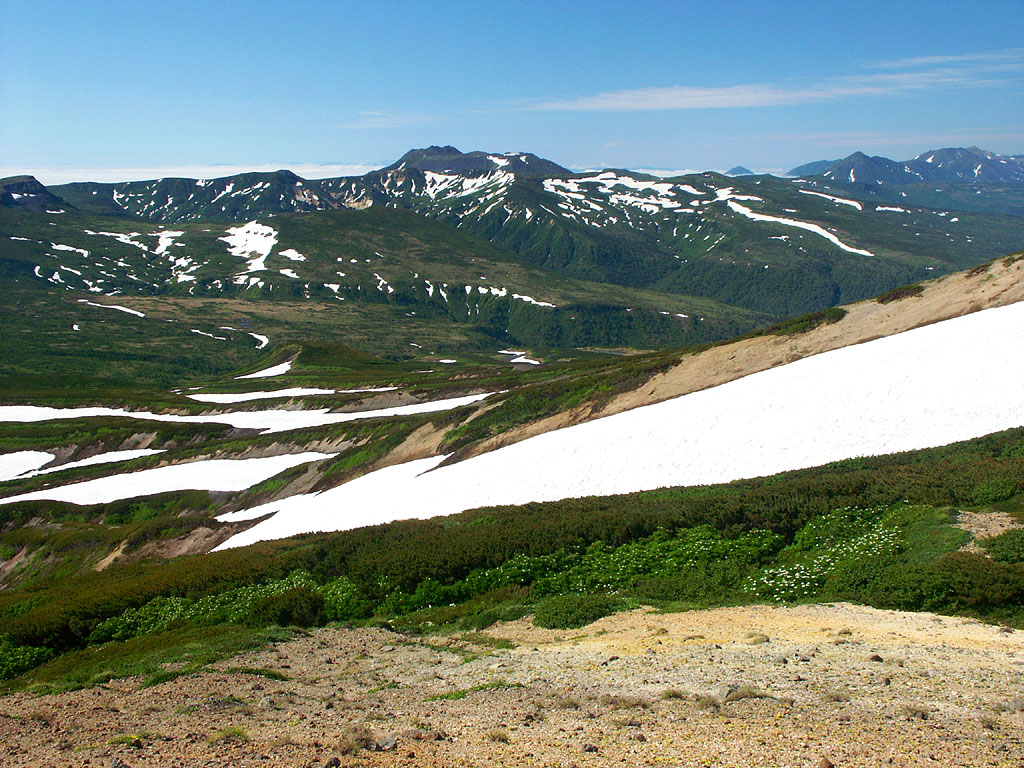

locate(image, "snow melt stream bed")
(215, 302), (1024, 550)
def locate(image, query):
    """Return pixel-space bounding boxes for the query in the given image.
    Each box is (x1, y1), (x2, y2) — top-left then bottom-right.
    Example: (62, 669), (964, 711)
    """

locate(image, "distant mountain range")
(789, 146), (1024, 186)
(2, 144), (1023, 365)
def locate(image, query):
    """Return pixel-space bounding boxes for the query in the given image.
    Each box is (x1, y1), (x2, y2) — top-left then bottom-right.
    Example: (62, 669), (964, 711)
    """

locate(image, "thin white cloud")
(631, 167), (704, 178)
(525, 52), (1022, 113)
(867, 47), (1024, 69)
(710, 127), (1024, 149)
(341, 111), (439, 130)
(2, 163), (381, 186)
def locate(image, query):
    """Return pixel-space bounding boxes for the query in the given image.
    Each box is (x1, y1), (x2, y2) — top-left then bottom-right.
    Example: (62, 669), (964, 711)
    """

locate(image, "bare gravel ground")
(2, 602), (1023, 767)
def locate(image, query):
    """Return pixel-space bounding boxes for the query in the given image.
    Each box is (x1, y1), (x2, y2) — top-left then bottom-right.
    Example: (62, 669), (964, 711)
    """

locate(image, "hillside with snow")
(213, 299), (1024, 549)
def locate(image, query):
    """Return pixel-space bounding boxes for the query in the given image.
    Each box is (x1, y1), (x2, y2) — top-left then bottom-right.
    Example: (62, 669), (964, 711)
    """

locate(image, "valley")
(1, 145), (1023, 767)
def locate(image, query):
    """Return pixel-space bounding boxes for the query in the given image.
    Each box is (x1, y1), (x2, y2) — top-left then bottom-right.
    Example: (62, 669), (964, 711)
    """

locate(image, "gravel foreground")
(2, 602), (1022, 767)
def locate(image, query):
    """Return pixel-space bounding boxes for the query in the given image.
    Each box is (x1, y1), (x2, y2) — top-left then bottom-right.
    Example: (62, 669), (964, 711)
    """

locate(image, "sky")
(1, 0), (1022, 184)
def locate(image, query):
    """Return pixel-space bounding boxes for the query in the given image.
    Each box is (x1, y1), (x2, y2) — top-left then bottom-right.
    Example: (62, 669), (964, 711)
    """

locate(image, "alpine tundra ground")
(1, 601), (1022, 767)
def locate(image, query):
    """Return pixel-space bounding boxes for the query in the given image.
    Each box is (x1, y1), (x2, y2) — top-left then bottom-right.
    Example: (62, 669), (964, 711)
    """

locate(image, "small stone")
(818, 758), (836, 768)
(773, 654), (788, 665)
(325, 758), (341, 768)
(717, 684), (738, 701)
(376, 735), (398, 752)
(868, 654), (884, 663)
(582, 744), (599, 753)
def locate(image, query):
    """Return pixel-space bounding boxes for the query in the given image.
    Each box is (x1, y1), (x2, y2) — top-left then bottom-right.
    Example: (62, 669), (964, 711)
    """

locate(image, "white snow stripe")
(726, 201), (874, 256)
(0, 393), (492, 435)
(0, 452), (334, 507)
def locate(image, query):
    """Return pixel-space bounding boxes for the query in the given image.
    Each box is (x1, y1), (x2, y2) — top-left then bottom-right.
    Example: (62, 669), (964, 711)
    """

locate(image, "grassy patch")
(223, 666), (290, 681)
(207, 726), (249, 744)
(425, 680), (524, 701)
(2, 624), (291, 694)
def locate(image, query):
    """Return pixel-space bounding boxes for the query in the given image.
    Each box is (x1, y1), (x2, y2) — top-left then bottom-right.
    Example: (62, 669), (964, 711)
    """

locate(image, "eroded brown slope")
(467, 254), (1024, 458)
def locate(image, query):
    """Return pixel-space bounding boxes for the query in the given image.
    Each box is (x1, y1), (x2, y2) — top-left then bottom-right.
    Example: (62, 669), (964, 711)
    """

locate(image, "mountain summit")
(0, 175), (69, 213)
(789, 147), (1024, 185)
(385, 146), (569, 176)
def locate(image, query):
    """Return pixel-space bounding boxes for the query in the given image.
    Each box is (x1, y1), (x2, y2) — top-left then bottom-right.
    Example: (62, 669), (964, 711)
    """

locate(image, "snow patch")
(220, 221), (278, 273)
(187, 388), (336, 403)
(235, 360), (293, 379)
(215, 303), (1024, 548)
(726, 201), (873, 256)
(77, 299), (145, 317)
(798, 190), (863, 210)
(0, 453), (334, 507)
(0, 451), (55, 482)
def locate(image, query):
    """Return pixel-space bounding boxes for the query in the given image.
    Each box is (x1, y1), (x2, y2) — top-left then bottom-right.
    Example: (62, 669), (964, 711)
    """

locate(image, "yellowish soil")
(3, 603), (1022, 767)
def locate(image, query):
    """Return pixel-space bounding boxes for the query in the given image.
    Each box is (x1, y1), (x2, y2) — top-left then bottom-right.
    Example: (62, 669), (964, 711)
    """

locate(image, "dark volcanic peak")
(0, 175), (69, 212)
(726, 166), (755, 176)
(787, 159), (837, 177)
(803, 147), (1024, 186)
(386, 146), (569, 176)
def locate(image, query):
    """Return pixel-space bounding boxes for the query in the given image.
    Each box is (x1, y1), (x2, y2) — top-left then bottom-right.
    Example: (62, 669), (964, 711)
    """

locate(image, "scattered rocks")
(1, 604), (1019, 766)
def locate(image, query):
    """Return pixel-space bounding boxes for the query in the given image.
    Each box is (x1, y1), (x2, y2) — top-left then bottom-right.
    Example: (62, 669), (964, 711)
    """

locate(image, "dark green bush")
(637, 559), (753, 605)
(982, 529), (1024, 564)
(937, 552), (1024, 611)
(533, 594), (620, 629)
(823, 552), (952, 613)
(972, 479), (1019, 506)
(247, 587), (324, 628)
(876, 284), (924, 304)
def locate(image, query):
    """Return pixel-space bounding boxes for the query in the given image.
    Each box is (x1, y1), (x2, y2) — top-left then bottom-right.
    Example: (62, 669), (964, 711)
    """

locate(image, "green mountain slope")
(0, 203), (766, 393)
(45, 146), (1024, 319)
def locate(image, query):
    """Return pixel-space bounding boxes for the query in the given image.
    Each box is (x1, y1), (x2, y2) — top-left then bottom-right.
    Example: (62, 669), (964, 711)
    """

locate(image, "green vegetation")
(876, 283), (924, 304)
(533, 594), (622, 629)
(425, 680), (524, 701)
(983, 529), (1024, 564)
(2, 624), (291, 694)
(1, 428), (1021, 689)
(207, 726), (249, 745)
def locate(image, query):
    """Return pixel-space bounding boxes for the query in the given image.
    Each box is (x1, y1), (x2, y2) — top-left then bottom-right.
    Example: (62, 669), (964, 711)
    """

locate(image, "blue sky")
(2, 0), (1022, 183)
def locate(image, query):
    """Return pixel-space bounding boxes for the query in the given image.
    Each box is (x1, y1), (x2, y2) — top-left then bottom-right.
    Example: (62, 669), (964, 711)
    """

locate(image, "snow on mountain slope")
(0, 451), (55, 482)
(216, 300), (1024, 549)
(0, 452), (334, 506)
(0, 392), (493, 436)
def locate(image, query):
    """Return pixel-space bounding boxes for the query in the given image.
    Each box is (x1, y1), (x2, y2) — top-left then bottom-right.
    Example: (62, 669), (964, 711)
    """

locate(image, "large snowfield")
(214, 302), (1024, 550)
